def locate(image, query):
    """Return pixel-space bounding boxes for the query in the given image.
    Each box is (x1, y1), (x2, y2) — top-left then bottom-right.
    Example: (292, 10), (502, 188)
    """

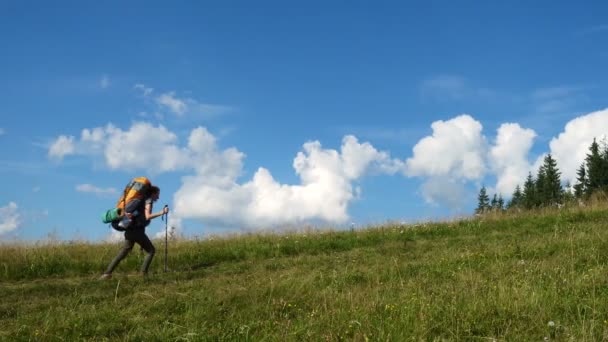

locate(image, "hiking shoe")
(99, 273), (112, 280)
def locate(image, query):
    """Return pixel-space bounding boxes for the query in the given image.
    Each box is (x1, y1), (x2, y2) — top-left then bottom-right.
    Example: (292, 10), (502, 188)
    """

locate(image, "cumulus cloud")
(76, 184), (118, 196)
(489, 123), (537, 195)
(48, 122), (195, 173)
(174, 135), (405, 228)
(404, 115), (490, 205)
(406, 114), (487, 180)
(48, 123), (407, 227)
(406, 109), (608, 201)
(0, 202), (21, 234)
(49, 107), (608, 230)
(548, 108), (608, 185)
(404, 114), (540, 203)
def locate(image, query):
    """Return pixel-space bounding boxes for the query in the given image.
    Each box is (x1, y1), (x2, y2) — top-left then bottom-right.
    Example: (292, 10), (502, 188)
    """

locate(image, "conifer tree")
(599, 138), (608, 190)
(508, 185), (523, 209)
(585, 138), (604, 196)
(491, 193), (498, 211)
(536, 164), (547, 206)
(476, 186), (490, 214)
(540, 153), (563, 206)
(522, 172), (536, 209)
(497, 194), (504, 211)
(574, 163), (587, 199)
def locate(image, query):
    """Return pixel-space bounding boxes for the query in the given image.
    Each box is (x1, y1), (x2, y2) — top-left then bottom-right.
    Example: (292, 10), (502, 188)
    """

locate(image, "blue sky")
(1, 1), (607, 241)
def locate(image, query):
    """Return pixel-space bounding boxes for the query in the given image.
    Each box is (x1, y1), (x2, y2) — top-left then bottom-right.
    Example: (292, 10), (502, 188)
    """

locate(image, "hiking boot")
(99, 273), (112, 280)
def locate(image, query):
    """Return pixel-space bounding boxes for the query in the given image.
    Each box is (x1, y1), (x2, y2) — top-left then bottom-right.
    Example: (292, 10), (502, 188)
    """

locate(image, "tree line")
(476, 138), (608, 214)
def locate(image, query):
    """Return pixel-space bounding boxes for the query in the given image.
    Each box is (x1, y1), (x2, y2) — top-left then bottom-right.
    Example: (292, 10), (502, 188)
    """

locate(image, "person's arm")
(144, 202), (168, 220)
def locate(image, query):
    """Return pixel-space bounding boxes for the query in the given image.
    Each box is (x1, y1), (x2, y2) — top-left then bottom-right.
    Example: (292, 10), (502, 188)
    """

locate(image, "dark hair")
(149, 185), (160, 195)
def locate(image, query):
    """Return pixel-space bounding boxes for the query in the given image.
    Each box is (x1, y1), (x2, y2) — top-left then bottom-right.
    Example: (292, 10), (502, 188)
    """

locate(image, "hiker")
(100, 185), (169, 279)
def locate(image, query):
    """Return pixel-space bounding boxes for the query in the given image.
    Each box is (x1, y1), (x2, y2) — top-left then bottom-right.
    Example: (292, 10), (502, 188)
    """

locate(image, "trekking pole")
(163, 205), (168, 272)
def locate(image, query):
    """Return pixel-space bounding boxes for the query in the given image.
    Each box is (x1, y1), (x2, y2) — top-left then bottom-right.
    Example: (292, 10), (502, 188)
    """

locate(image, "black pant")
(105, 228), (156, 274)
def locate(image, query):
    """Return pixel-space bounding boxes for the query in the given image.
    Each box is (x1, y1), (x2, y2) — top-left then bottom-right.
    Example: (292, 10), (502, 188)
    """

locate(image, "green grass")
(2, 207), (608, 341)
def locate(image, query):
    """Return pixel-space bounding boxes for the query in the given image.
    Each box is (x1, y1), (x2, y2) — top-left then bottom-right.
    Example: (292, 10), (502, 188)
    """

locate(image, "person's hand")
(162, 206), (169, 215)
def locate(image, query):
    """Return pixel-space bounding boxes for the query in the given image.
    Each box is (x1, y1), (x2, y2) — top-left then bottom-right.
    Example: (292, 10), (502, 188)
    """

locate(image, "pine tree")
(476, 186), (490, 214)
(574, 163), (587, 199)
(508, 185), (523, 209)
(540, 153), (563, 206)
(600, 138), (608, 190)
(536, 164), (547, 206)
(585, 138), (604, 196)
(497, 194), (504, 211)
(490, 193), (498, 211)
(522, 172), (536, 209)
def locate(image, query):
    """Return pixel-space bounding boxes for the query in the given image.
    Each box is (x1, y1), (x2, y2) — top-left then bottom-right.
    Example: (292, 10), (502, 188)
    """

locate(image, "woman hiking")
(100, 185), (169, 279)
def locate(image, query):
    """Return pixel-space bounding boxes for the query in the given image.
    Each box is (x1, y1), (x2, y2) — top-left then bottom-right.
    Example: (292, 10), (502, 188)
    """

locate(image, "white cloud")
(405, 114), (487, 180)
(157, 92), (188, 115)
(548, 108), (608, 185)
(100, 75), (110, 89)
(406, 109), (608, 201)
(404, 114), (490, 205)
(489, 123), (536, 195)
(174, 135), (405, 228)
(50, 108), (608, 230)
(49, 122), (194, 173)
(0, 202), (21, 234)
(102, 123), (191, 172)
(405, 114), (539, 202)
(48, 135), (76, 160)
(76, 184), (118, 196)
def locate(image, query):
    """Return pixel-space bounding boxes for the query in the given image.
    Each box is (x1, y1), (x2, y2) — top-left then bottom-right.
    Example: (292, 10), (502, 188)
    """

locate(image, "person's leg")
(136, 233), (156, 275)
(104, 239), (135, 275)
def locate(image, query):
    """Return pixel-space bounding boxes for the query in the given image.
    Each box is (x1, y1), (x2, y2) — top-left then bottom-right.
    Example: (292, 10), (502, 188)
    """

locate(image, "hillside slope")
(2, 208), (608, 340)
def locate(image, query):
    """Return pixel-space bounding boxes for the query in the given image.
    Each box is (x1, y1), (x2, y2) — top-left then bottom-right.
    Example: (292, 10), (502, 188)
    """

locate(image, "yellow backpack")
(116, 176), (152, 212)
(101, 177), (152, 231)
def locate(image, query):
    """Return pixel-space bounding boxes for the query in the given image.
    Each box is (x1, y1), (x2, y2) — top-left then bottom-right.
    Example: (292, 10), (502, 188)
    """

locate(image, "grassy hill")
(2, 206), (608, 341)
